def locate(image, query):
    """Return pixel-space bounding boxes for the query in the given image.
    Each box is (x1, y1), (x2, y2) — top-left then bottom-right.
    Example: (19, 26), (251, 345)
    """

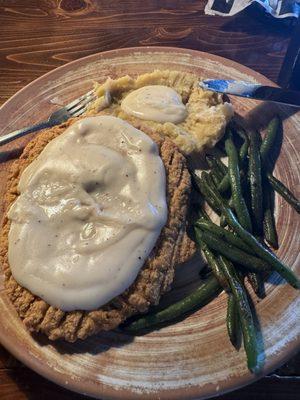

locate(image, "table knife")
(199, 79), (300, 107)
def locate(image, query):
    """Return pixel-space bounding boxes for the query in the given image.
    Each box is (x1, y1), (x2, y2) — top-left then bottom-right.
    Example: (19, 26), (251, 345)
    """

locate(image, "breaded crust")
(0, 117), (195, 342)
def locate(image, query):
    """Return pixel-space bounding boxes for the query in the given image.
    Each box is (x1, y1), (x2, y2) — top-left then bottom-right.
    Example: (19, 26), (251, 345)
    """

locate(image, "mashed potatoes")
(89, 70), (233, 154)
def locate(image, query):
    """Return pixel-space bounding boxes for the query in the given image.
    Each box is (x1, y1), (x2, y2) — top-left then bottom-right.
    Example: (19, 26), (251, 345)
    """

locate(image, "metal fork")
(0, 89), (96, 146)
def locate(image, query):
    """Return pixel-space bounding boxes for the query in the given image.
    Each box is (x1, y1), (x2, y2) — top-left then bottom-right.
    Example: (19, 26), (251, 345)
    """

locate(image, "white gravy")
(8, 116), (167, 311)
(121, 85), (187, 124)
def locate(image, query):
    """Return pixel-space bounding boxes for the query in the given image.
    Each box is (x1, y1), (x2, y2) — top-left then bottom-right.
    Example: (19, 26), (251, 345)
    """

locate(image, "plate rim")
(0, 45), (299, 400)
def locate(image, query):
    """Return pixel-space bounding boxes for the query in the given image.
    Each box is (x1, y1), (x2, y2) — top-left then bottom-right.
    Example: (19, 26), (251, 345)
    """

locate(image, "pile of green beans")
(191, 116), (299, 372)
(123, 116), (299, 374)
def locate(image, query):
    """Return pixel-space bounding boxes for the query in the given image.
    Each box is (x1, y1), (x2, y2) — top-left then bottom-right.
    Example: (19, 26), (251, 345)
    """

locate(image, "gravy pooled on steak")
(7, 116), (167, 311)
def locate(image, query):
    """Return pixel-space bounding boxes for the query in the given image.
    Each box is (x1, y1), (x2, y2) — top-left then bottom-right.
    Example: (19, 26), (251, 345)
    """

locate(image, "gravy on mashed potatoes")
(121, 85), (187, 124)
(89, 70), (233, 154)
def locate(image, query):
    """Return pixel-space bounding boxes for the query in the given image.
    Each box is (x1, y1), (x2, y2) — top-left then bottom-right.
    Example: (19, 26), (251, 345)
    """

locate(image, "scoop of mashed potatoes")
(88, 70), (233, 154)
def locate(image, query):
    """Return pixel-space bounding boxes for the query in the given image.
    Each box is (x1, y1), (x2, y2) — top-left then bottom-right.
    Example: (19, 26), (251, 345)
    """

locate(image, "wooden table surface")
(0, 1), (299, 399)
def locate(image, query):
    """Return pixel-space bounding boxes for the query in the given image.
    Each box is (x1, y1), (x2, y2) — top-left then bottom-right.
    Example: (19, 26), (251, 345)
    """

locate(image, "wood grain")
(0, 1), (299, 399)
(0, 0), (294, 104)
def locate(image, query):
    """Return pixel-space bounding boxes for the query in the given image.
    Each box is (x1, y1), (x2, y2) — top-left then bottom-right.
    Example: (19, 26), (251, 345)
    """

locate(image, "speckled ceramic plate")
(0, 47), (299, 400)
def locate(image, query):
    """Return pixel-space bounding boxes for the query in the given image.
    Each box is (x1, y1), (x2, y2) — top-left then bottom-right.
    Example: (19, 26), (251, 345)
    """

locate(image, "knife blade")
(199, 79), (300, 107)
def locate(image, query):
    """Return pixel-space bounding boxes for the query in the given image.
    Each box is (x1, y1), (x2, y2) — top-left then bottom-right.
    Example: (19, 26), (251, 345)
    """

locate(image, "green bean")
(248, 130), (263, 234)
(205, 171), (234, 211)
(225, 137), (252, 232)
(258, 117), (280, 246)
(247, 272), (265, 299)
(210, 170), (222, 187)
(203, 170), (217, 187)
(259, 116), (300, 213)
(218, 256), (259, 373)
(263, 182), (278, 249)
(219, 169), (248, 195)
(213, 156), (228, 176)
(260, 116), (280, 164)
(199, 178), (300, 289)
(267, 173), (300, 214)
(237, 129), (250, 163)
(192, 172), (221, 215)
(197, 207), (211, 221)
(206, 155), (226, 179)
(195, 219), (254, 254)
(123, 275), (221, 332)
(195, 228), (270, 272)
(204, 172), (234, 212)
(218, 175), (230, 194)
(227, 294), (240, 348)
(200, 242), (230, 292)
(220, 214), (227, 227)
(218, 130), (249, 193)
(228, 196), (235, 209)
(221, 213), (232, 228)
(247, 272), (259, 293)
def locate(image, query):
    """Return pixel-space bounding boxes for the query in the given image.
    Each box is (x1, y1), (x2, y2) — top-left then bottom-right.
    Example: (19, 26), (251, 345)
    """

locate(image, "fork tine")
(72, 107), (88, 117)
(65, 89), (95, 111)
(69, 94), (96, 115)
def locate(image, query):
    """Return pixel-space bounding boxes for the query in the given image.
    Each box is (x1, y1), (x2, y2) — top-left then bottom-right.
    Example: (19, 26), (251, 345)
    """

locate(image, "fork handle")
(0, 121), (53, 146)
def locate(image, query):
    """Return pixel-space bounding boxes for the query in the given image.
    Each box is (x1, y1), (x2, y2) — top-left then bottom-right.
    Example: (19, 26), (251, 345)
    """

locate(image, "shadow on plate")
(0, 147), (24, 163)
(242, 102), (299, 131)
(31, 328), (135, 357)
(6, 366), (86, 400)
